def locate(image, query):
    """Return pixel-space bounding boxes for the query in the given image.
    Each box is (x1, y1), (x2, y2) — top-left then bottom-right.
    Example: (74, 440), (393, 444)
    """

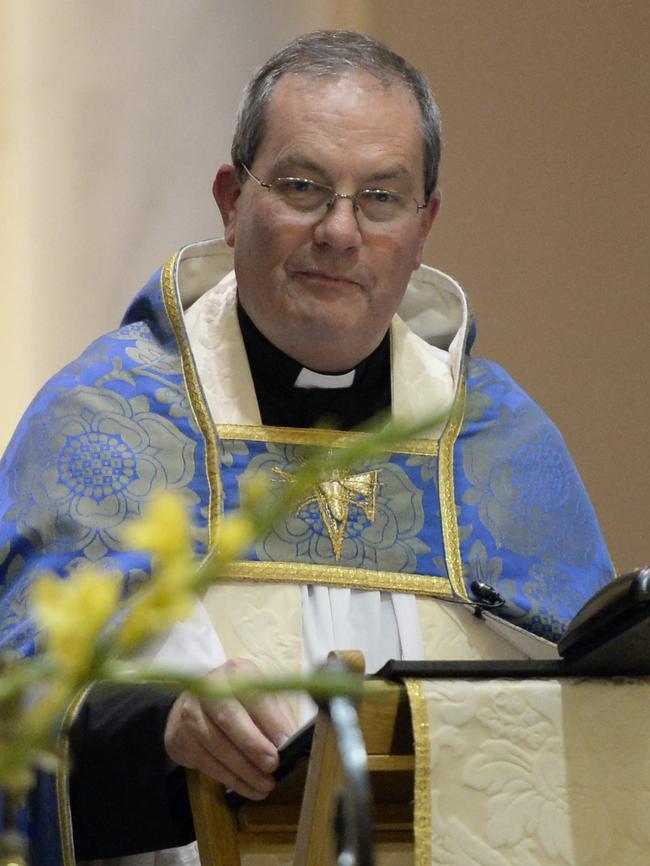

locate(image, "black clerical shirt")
(69, 308), (392, 858)
(237, 302), (391, 430)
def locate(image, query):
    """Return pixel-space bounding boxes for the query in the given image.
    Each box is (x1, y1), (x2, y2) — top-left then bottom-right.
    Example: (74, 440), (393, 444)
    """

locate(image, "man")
(0, 31), (613, 865)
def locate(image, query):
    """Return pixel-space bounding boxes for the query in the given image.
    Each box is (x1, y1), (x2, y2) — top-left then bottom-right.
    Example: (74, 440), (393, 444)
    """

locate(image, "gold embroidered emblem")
(273, 465), (380, 560)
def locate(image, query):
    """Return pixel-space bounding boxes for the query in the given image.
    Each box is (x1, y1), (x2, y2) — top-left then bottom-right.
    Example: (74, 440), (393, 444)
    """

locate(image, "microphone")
(470, 579), (505, 609)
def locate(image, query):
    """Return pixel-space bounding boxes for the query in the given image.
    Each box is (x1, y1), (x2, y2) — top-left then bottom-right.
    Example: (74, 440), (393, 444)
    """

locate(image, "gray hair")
(231, 30), (442, 201)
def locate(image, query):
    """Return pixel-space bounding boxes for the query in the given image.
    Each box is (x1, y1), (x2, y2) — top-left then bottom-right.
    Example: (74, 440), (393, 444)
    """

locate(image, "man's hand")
(164, 658), (297, 800)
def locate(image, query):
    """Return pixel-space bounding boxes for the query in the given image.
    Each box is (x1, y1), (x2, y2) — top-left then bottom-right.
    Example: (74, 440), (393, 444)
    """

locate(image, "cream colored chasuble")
(168, 258), (538, 690)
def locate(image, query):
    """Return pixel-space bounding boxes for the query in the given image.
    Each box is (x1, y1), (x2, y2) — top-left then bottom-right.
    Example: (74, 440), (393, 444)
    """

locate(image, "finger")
(215, 659), (298, 746)
(199, 712), (278, 793)
(203, 695), (281, 773)
(246, 691), (299, 749)
(195, 740), (275, 801)
(166, 694), (276, 795)
(165, 693), (206, 768)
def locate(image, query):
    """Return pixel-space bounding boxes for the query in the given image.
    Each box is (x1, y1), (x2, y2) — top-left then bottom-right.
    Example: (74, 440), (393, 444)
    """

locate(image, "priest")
(0, 30), (614, 865)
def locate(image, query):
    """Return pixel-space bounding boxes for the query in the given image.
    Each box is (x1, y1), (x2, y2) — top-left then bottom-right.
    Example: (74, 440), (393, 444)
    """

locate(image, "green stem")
(100, 661), (365, 702)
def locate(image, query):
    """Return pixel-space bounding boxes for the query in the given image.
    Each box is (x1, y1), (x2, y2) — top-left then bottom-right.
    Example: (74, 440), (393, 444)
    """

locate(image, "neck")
(237, 303), (388, 373)
(237, 301), (392, 430)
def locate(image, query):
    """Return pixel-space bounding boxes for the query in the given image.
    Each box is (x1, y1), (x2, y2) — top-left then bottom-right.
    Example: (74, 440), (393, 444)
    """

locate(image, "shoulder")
(463, 356), (562, 436)
(3, 321), (185, 462)
(0, 323), (204, 608)
(459, 355), (596, 551)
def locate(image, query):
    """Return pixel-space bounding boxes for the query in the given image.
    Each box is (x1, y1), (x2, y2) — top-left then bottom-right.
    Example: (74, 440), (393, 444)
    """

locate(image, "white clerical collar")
(294, 367), (356, 389)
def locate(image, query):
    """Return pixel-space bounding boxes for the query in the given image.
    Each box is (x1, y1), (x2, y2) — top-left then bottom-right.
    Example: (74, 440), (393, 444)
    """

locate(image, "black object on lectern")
(557, 566), (650, 673)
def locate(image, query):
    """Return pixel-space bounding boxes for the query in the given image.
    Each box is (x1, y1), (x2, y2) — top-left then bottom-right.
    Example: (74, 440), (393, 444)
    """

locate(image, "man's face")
(214, 72), (440, 372)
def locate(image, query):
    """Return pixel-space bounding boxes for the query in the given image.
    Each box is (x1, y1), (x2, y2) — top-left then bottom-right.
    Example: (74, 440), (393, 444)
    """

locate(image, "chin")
(288, 321), (375, 371)
(291, 290), (368, 325)
(293, 311), (358, 341)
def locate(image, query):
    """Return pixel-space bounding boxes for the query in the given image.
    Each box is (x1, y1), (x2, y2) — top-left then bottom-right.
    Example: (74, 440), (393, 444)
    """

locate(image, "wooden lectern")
(187, 662), (415, 865)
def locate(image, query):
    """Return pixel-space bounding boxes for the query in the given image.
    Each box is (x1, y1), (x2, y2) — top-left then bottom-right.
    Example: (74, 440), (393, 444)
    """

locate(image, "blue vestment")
(0, 239), (614, 864)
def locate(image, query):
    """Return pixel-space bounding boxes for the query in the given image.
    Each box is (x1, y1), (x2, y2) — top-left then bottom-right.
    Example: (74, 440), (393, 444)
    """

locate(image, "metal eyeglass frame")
(240, 163), (428, 220)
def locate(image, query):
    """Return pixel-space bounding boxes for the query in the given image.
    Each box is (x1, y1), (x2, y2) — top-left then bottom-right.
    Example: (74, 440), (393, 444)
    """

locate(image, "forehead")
(256, 72), (425, 182)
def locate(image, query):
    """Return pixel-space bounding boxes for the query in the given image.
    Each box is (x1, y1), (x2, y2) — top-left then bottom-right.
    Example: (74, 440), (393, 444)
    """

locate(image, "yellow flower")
(30, 568), (120, 680)
(215, 513), (255, 562)
(239, 472), (271, 513)
(0, 755), (34, 794)
(117, 560), (194, 652)
(22, 680), (73, 738)
(117, 492), (197, 652)
(121, 491), (193, 560)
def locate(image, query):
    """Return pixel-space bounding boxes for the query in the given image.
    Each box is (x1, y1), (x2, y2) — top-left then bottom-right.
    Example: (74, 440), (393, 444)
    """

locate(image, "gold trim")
(57, 684), (94, 866)
(438, 375), (469, 601)
(160, 254), (222, 548)
(217, 422), (440, 456)
(405, 679), (433, 866)
(219, 559), (454, 597)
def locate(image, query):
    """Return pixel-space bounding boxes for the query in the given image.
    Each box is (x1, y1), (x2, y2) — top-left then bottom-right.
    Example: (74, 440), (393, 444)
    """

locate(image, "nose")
(312, 195), (363, 252)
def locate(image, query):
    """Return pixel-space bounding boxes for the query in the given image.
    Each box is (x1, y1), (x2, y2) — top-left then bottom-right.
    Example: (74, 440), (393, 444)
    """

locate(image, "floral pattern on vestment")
(219, 440), (437, 574)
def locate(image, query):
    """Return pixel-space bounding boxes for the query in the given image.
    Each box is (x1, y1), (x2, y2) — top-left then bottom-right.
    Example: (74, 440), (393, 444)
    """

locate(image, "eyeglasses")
(241, 164), (428, 226)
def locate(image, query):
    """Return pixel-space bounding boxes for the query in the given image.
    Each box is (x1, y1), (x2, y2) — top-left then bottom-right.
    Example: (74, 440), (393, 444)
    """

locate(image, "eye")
(274, 177), (329, 212)
(365, 189), (398, 204)
(283, 178), (319, 194)
(358, 189), (407, 222)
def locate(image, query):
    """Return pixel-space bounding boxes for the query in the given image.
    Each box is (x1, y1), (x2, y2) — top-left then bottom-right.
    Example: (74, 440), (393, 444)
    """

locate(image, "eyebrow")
(271, 155), (414, 188)
(273, 155), (327, 179)
(365, 165), (412, 185)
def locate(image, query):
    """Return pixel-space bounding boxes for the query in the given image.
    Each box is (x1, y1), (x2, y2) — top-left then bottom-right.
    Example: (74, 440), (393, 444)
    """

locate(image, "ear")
(413, 190), (441, 270)
(213, 164), (242, 248)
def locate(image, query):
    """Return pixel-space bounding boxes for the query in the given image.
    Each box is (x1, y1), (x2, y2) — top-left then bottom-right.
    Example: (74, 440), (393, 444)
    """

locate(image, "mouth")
(293, 270), (361, 289)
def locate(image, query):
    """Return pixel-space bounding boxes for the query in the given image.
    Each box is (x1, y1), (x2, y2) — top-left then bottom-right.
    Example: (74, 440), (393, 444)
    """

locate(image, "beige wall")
(2, 1), (647, 571)
(365, 0), (648, 572)
(1, 0), (347, 440)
